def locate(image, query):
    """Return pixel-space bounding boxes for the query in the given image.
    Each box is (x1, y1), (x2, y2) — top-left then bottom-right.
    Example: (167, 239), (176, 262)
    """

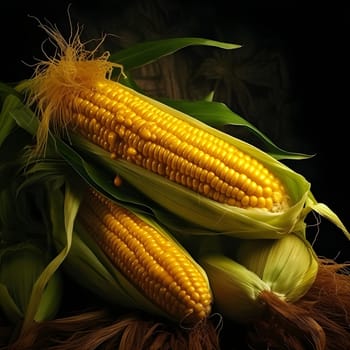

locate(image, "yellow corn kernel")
(25, 22), (290, 213)
(77, 188), (212, 325)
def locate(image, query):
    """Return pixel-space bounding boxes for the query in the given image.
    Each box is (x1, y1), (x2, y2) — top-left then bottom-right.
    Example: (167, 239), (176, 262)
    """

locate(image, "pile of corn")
(1, 19), (350, 350)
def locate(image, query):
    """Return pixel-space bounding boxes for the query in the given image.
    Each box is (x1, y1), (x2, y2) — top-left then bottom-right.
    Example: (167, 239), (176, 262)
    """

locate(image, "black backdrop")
(1, 0), (349, 260)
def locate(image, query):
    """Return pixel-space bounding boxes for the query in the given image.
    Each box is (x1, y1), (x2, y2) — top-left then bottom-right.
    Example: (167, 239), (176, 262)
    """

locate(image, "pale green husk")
(199, 254), (269, 323)
(0, 242), (62, 325)
(235, 234), (319, 302)
(69, 128), (309, 239)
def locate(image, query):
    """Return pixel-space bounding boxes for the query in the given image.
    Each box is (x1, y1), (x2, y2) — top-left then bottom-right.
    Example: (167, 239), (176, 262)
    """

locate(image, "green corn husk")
(0, 242), (62, 325)
(199, 233), (319, 323)
(0, 151), (63, 339)
(235, 234), (319, 303)
(199, 254), (269, 323)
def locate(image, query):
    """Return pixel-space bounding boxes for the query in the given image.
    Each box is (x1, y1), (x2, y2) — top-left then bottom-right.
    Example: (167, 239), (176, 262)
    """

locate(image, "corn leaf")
(0, 178), (46, 243)
(0, 242), (62, 326)
(19, 176), (72, 335)
(0, 285), (23, 324)
(8, 99), (39, 137)
(109, 37), (241, 72)
(159, 98), (313, 161)
(0, 81), (21, 96)
(110, 37), (309, 160)
(0, 91), (23, 148)
(306, 193), (350, 240)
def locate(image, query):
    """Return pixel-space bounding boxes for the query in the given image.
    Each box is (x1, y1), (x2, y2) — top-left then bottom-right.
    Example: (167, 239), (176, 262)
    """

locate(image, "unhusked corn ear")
(199, 253), (269, 323)
(199, 234), (319, 323)
(25, 23), (290, 213)
(236, 233), (319, 303)
(77, 188), (212, 325)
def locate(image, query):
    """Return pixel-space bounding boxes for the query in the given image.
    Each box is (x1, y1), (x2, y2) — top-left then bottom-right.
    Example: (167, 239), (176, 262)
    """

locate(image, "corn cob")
(76, 187), (212, 325)
(25, 22), (290, 214)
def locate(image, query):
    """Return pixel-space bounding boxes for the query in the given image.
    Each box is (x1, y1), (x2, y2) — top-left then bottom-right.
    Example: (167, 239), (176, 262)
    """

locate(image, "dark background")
(1, 0), (349, 261)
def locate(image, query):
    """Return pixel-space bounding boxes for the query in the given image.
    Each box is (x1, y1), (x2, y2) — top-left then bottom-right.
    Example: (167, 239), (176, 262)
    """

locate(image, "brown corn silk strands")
(247, 259), (350, 350)
(4, 310), (221, 350)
